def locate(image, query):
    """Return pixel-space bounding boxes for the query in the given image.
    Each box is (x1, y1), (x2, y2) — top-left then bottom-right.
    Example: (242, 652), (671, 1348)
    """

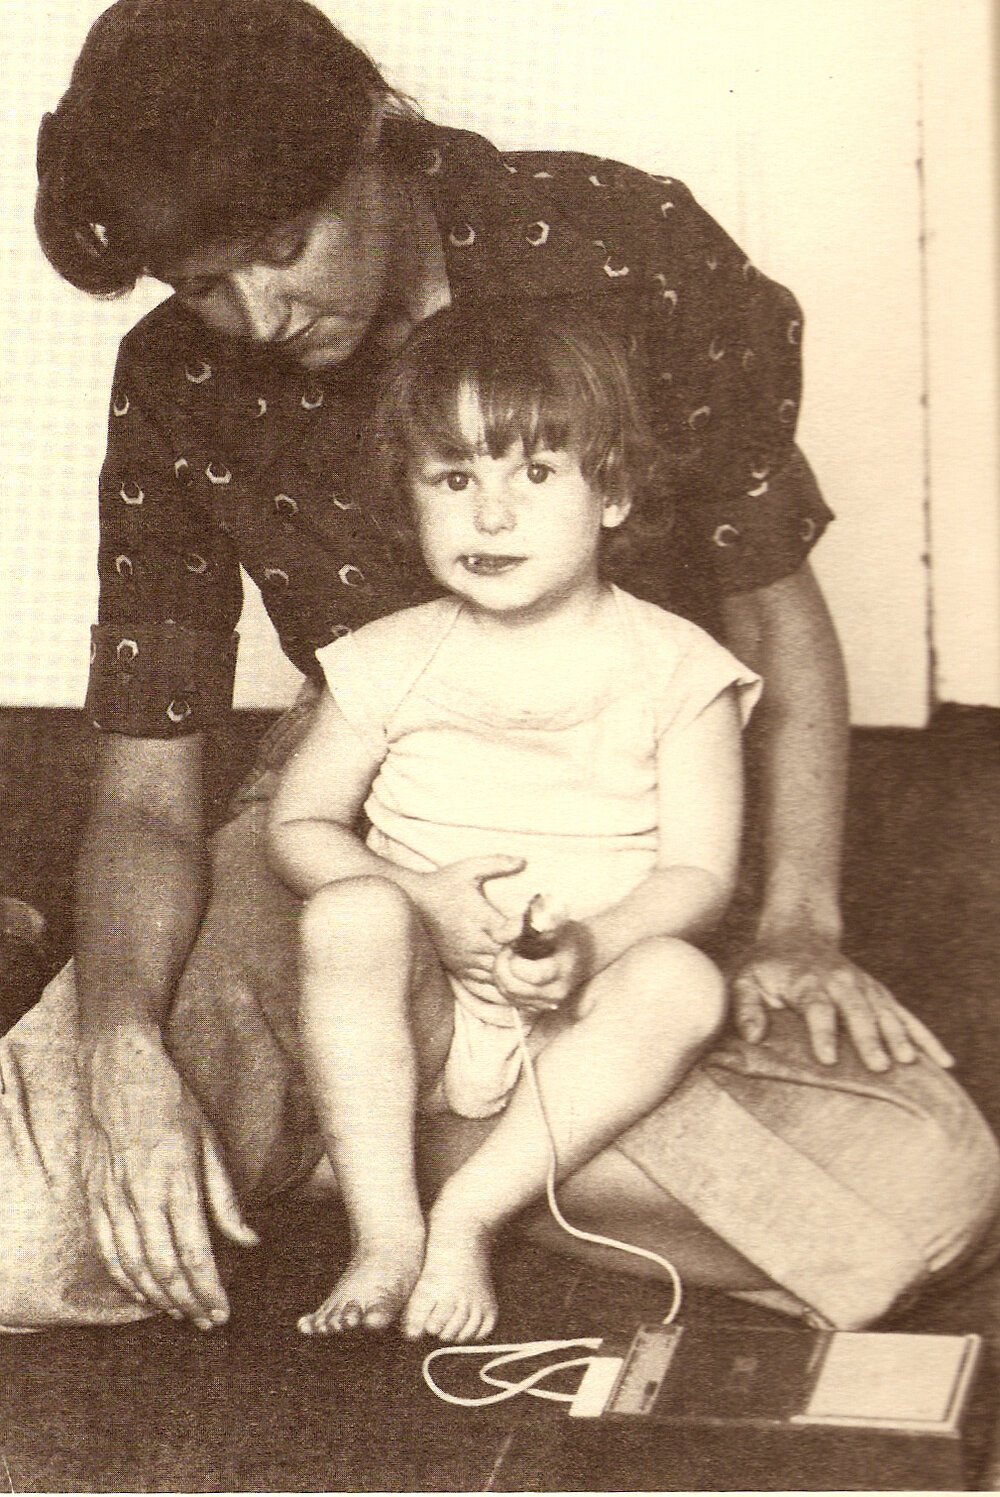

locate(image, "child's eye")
(444, 471), (471, 492)
(525, 461), (553, 484)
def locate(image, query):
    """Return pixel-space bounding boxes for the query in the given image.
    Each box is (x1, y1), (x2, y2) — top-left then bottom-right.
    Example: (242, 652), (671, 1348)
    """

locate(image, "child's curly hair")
(35, 0), (426, 296)
(370, 300), (675, 583)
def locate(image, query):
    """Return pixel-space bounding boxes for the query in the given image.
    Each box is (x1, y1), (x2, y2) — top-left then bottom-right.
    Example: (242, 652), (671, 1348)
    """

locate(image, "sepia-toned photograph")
(0, 0), (997, 1489)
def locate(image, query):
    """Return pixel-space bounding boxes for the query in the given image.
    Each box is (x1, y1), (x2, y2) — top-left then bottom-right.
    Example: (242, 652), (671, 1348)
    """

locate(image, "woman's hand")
(78, 1027), (259, 1329)
(493, 921), (593, 1015)
(408, 855), (524, 989)
(730, 934), (954, 1073)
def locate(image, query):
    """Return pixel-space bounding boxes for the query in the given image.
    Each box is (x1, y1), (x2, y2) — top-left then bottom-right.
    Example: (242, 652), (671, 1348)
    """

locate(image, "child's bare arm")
(494, 686), (743, 1008)
(268, 688), (522, 982)
(268, 687), (388, 896)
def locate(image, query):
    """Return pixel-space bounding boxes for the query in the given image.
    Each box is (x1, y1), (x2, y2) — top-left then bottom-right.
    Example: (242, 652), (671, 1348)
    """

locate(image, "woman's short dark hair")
(35, 0), (424, 296)
(370, 300), (675, 582)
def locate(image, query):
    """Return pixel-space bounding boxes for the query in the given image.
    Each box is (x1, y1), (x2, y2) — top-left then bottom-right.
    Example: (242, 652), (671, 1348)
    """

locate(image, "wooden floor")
(0, 705), (997, 1490)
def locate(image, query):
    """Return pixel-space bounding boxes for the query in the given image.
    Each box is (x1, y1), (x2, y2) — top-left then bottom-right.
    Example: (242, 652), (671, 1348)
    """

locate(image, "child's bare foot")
(401, 1205), (497, 1343)
(298, 1230), (425, 1335)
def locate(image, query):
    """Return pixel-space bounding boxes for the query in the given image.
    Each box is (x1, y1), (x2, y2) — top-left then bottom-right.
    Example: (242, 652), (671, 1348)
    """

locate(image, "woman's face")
(157, 164), (396, 369)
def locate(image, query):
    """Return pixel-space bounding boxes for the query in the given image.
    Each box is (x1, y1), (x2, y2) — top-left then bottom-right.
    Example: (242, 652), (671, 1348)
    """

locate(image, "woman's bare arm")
(75, 733), (258, 1329)
(721, 551), (952, 1071)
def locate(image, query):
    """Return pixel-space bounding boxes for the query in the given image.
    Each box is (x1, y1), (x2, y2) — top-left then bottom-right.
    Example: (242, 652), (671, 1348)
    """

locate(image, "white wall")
(1, 1), (996, 722)
(921, 0), (1000, 709)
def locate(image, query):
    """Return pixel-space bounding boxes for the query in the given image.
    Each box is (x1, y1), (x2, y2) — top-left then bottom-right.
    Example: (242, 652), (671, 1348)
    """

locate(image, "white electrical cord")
(510, 1007), (684, 1316)
(421, 1005), (683, 1408)
(422, 1340), (603, 1407)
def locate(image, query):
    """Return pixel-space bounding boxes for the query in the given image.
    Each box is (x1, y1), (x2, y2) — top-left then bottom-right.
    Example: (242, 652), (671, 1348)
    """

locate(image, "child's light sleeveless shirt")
(317, 586), (760, 924)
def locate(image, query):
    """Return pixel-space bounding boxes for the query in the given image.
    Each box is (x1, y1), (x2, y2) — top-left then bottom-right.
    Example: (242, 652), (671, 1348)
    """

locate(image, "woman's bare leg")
(296, 876), (454, 1334)
(403, 937), (727, 1342)
(523, 1148), (774, 1288)
(165, 806), (313, 1204)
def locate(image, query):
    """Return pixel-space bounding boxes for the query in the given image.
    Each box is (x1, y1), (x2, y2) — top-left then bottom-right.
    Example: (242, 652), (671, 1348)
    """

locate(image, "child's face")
(407, 388), (630, 619)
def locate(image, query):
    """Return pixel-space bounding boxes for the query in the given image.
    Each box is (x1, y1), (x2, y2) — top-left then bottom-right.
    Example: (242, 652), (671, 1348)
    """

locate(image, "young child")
(268, 303), (761, 1344)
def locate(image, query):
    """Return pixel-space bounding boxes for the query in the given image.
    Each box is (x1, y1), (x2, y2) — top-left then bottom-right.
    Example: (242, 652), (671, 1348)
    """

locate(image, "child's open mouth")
(461, 555), (525, 576)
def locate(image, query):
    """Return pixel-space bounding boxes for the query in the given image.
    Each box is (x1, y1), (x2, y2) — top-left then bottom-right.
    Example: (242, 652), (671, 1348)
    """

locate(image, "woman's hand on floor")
(730, 937), (954, 1073)
(78, 1028), (259, 1328)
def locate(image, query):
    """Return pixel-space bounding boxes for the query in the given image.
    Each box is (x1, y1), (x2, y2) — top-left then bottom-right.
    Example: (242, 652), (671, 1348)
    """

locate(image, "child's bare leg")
(296, 876), (453, 1334)
(403, 937), (726, 1342)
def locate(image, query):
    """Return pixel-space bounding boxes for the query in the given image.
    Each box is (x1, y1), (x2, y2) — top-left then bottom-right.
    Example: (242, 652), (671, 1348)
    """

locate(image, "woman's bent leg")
(592, 1010), (1000, 1328)
(166, 683), (326, 1202)
(164, 800), (321, 1203)
(422, 1009), (1000, 1330)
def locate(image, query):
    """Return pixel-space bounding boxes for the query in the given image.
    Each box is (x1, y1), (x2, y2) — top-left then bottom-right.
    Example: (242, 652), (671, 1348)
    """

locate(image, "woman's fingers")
(805, 970), (949, 1074)
(860, 977), (918, 1065)
(92, 1149), (243, 1327)
(92, 1201), (155, 1306)
(164, 1171), (234, 1327)
(99, 1194), (187, 1317)
(893, 996), (954, 1068)
(825, 972), (897, 1071)
(121, 1180), (219, 1325)
(868, 988), (952, 1071)
(730, 973), (770, 1043)
(801, 991), (840, 1066)
(731, 949), (953, 1074)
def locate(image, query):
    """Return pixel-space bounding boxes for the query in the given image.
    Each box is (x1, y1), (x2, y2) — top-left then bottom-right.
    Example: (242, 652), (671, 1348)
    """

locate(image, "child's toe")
(299, 1307), (332, 1335)
(362, 1296), (396, 1331)
(437, 1299), (475, 1343)
(422, 1299), (453, 1339)
(402, 1284), (438, 1340)
(338, 1300), (363, 1330)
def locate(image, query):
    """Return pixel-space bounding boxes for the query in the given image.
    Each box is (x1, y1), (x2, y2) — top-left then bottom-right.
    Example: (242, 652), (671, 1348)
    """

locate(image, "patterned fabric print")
(437, 134), (828, 604)
(88, 308), (424, 735)
(86, 123), (832, 738)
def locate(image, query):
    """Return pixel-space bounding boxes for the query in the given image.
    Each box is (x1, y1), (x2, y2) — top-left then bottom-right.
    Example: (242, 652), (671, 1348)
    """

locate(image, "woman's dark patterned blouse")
(87, 123), (832, 738)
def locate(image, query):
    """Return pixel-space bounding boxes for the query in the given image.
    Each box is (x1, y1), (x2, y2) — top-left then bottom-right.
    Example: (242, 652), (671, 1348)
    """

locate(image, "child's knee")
(617, 937), (727, 1043)
(299, 876), (415, 962)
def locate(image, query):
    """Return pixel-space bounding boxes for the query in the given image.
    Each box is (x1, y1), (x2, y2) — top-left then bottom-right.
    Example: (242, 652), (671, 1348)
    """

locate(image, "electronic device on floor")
(566, 1321), (984, 1490)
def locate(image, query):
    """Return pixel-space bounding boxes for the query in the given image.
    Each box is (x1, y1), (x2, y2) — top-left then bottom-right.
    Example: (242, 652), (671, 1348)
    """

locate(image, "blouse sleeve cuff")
(85, 623), (238, 737)
(706, 481), (835, 596)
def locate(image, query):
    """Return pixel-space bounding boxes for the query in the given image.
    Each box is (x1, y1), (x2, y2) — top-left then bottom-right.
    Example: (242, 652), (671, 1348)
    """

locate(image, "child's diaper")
(424, 980), (531, 1120)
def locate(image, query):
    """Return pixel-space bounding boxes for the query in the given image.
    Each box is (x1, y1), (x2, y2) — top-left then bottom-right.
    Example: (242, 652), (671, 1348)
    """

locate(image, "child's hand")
(493, 922), (593, 1015)
(412, 856), (524, 991)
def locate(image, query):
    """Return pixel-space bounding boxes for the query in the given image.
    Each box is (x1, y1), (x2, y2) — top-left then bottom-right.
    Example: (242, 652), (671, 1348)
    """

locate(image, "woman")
(7, 0), (995, 1332)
